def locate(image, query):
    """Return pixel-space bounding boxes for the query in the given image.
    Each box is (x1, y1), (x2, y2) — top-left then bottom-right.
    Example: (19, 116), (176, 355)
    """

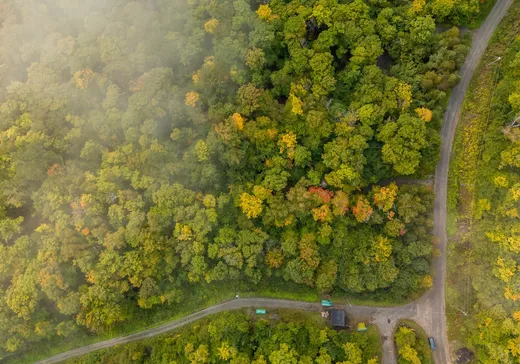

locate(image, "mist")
(0, 0), (229, 359)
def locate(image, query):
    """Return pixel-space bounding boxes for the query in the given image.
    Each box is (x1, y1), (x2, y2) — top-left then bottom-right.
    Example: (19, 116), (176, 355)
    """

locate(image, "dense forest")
(0, 0), (493, 359)
(66, 310), (381, 363)
(447, 2), (520, 362)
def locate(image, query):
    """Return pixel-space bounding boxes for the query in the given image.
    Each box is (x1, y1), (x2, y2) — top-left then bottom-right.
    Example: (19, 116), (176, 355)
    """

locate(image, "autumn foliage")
(232, 113), (244, 130)
(415, 107), (433, 122)
(0, 0), (469, 356)
(372, 183), (398, 212)
(307, 186), (334, 203)
(352, 196), (374, 223)
(265, 248), (284, 268)
(185, 91), (200, 107)
(312, 204), (331, 222)
(239, 192), (263, 218)
(256, 5), (273, 20)
(204, 18), (219, 34)
(73, 69), (94, 89)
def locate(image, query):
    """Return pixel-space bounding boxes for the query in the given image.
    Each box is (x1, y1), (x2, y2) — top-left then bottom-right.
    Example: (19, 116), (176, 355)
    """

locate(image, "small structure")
(255, 309), (267, 315)
(330, 309), (346, 327)
(357, 322), (367, 332)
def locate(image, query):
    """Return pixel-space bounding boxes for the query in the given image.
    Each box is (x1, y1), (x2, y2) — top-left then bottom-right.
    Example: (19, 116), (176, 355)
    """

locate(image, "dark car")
(429, 337), (436, 350)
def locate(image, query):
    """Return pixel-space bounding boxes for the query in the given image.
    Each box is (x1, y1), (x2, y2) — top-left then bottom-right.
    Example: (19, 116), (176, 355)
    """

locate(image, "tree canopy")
(395, 323), (432, 364)
(0, 0), (492, 359)
(69, 311), (380, 364)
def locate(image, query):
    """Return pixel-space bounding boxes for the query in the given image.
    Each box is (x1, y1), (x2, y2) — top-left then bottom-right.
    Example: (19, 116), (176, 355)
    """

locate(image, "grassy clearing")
(365, 324), (383, 362)
(240, 277), (414, 307)
(240, 279), (319, 302)
(446, 0), (520, 352)
(273, 308), (326, 326)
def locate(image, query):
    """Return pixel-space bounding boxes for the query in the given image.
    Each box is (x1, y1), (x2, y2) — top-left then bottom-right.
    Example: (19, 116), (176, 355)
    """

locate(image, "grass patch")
(241, 277), (414, 307)
(364, 324), (383, 362)
(240, 280), (319, 302)
(273, 308), (326, 326)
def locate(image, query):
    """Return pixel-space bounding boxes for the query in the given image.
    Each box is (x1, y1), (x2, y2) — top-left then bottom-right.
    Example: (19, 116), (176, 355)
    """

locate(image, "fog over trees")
(0, 0), (492, 359)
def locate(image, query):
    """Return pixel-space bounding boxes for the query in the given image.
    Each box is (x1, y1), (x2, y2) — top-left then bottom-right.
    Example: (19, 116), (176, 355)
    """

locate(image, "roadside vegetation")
(447, 0), (520, 361)
(66, 310), (381, 364)
(394, 319), (432, 364)
(0, 0), (494, 362)
(464, 0), (497, 29)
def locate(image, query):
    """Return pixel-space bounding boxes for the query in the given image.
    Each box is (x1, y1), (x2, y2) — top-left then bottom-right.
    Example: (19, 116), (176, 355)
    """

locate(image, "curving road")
(35, 2), (513, 363)
(36, 298), (417, 364)
(426, 1), (514, 363)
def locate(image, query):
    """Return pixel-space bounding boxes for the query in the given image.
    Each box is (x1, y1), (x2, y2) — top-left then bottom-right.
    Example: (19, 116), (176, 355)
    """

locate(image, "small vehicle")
(428, 337), (436, 350)
(321, 299), (333, 307)
(255, 309), (267, 315)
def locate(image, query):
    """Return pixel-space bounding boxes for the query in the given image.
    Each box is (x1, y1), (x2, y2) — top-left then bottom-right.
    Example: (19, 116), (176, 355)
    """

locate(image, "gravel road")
(35, 1), (513, 363)
(37, 298), (417, 364)
(425, 1), (514, 363)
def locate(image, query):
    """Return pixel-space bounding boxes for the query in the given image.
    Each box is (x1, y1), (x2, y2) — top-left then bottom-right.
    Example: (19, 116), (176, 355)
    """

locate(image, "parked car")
(321, 299), (333, 307)
(428, 337), (436, 350)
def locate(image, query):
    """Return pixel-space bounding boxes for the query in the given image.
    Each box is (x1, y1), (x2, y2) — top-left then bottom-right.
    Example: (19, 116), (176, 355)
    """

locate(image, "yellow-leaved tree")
(185, 91), (200, 107)
(289, 93), (303, 115)
(256, 5), (273, 20)
(240, 192), (263, 218)
(415, 107), (433, 122)
(204, 18), (219, 34)
(232, 113), (244, 130)
(396, 82), (412, 110)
